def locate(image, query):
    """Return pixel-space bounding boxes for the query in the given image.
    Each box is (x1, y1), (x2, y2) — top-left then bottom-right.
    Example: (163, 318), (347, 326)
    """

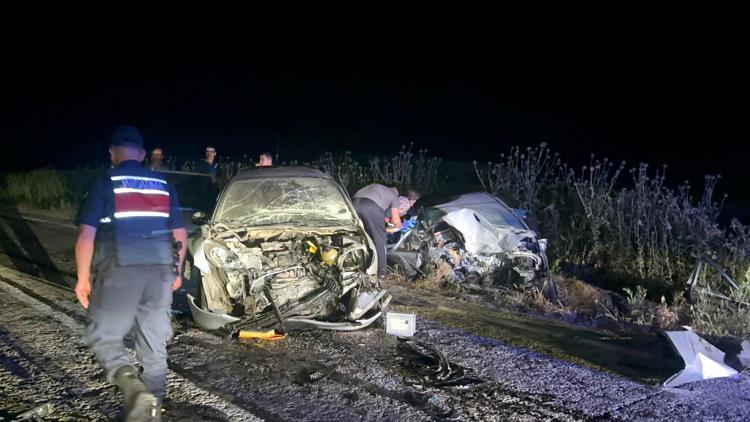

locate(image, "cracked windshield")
(215, 177), (354, 226)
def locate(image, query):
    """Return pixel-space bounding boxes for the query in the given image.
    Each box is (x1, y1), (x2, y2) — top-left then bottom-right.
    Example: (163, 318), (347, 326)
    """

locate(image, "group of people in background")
(146, 145), (274, 176)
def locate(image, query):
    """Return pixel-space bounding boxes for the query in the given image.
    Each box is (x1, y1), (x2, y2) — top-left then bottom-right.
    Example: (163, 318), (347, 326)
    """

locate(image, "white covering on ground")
(664, 327), (738, 387)
(739, 340), (750, 369)
(442, 208), (532, 254)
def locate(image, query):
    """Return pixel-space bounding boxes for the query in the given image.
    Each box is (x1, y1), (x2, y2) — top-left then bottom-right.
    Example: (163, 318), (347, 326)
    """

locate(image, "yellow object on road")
(238, 329), (286, 340)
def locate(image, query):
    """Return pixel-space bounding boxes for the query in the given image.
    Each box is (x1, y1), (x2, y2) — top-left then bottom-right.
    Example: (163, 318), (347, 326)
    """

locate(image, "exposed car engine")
(203, 224), (373, 318)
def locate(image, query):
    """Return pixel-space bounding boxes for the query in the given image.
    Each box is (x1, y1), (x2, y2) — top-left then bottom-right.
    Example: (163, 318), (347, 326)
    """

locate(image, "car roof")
(417, 191), (512, 210)
(232, 166), (332, 181)
(419, 191), (529, 230)
(432, 192), (513, 211)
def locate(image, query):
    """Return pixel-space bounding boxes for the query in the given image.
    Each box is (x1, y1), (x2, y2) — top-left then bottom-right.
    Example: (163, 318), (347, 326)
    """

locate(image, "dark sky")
(1, 6), (748, 206)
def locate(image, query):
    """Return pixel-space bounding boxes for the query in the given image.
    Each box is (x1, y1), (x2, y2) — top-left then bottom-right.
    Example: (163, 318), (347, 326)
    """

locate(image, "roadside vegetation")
(473, 143), (749, 338)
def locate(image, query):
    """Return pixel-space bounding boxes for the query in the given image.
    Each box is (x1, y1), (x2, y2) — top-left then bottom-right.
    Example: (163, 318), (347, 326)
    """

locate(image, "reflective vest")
(96, 166), (173, 267)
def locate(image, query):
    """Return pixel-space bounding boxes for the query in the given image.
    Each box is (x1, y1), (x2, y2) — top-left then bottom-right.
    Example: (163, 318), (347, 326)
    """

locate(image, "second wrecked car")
(387, 192), (555, 298)
(184, 166), (391, 332)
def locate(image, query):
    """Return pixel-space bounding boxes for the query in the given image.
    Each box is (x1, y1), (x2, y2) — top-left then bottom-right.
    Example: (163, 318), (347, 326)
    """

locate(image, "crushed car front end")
(186, 167), (391, 332)
(388, 192), (553, 297)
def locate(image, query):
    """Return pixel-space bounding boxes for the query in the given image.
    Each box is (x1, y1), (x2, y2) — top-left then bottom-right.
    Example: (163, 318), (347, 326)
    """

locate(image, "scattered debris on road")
(15, 403), (54, 421)
(238, 329), (286, 340)
(664, 327), (738, 387)
(397, 338), (485, 390)
(386, 312), (416, 337)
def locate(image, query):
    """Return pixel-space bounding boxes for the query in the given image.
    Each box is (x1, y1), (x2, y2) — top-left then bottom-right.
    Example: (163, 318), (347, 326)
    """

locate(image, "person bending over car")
(352, 184), (419, 278)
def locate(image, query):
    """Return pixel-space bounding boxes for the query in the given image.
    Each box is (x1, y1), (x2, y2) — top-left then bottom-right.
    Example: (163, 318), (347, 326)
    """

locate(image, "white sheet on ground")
(738, 340), (750, 369)
(442, 208), (533, 254)
(664, 327), (738, 387)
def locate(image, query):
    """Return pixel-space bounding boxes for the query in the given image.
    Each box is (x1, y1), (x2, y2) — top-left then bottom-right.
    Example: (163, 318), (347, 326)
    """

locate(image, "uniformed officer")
(74, 125), (187, 421)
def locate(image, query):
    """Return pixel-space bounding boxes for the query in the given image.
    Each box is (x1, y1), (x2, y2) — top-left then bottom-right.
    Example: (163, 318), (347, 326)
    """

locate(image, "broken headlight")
(204, 240), (243, 270)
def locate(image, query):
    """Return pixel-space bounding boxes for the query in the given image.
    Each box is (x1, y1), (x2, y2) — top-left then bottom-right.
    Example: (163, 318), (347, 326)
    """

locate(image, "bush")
(690, 275), (750, 338)
(476, 144), (750, 294)
(4, 168), (69, 209)
(309, 144), (443, 194)
(2, 168), (100, 210)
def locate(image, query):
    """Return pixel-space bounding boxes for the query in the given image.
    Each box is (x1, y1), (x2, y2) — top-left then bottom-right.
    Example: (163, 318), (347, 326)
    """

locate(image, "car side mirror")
(192, 211), (208, 225)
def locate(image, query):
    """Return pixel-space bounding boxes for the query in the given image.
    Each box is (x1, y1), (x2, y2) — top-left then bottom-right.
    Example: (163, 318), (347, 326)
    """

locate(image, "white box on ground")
(386, 312), (416, 337)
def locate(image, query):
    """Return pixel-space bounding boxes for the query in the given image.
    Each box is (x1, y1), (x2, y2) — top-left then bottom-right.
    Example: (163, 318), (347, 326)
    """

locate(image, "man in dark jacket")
(195, 145), (219, 176)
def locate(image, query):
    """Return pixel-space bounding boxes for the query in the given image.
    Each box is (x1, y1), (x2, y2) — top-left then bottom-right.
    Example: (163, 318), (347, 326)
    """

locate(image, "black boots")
(113, 365), (160, 421)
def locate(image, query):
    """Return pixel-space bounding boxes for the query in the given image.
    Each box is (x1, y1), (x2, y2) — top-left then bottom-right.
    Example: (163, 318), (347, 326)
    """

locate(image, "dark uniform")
(76, 159), (184, 401)
(196, 159), (219, 177)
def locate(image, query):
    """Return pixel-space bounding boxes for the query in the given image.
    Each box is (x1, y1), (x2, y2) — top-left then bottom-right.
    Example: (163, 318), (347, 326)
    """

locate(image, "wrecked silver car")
(387, 192), (555, 298)
(185, 166), (391, 332)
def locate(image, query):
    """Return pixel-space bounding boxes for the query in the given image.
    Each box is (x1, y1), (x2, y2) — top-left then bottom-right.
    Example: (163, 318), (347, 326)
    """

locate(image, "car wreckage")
(184, 166), (391, 332)
(387, 192), (556, 299)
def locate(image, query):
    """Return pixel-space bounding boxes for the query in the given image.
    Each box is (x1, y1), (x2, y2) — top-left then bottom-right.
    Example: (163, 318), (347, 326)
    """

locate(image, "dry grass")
(496, 275), (688, 331)
(415, 261), (455, 290)
(393, 258), (692, 334)
(655, 295), (684, 330)
(385, 271), (412, 288)
(498, 283), (577, 322)
(690, 280), (750, 338)
(559, 276), (616, 315)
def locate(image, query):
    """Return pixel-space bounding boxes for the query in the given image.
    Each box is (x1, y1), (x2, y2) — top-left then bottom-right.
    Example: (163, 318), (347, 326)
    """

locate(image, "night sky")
(1, 6), (748, 209)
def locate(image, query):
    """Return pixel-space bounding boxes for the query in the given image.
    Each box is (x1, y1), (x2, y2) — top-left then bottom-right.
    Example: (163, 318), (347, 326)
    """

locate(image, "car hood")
(442, 208), (536, 254)
(430, 192), (526, 226)
(208, 222), (360, 241)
